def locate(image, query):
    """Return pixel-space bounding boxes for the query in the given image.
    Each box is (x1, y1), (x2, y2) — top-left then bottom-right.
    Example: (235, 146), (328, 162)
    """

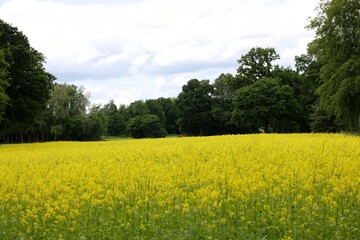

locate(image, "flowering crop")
(0, 134), (359, 239)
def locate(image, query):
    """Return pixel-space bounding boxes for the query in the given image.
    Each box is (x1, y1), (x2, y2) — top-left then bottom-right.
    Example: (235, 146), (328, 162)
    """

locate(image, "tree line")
(0, 0), (359, 142)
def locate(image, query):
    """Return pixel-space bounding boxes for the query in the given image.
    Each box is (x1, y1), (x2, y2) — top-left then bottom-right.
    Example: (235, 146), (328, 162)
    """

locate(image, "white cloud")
(0, 0), (317, 105)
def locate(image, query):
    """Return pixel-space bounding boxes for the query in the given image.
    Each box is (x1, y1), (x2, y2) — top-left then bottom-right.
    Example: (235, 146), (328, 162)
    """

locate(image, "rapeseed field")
(0, 134), (359, 239)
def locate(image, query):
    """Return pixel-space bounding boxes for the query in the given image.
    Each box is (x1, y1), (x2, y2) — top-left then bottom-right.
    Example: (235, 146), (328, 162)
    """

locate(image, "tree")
(127, 100), (150, 119)
(212, 73), (238, 134)
(310, 103), (343, 132)
(272, 66), (315, 132)
(157, 97), (179, 134)
(307, 0), (360, 130)
(102, 100), (126, 136)
(145, 99), (166, 125)
(102, 99), (118, 116)
(0, 19), (55, 141)
(46, 83), (89, 140)
(294, 54), (322, 106)
(84, 104), (108, 140)
(232, 77), (302, 133)
(0, 50), (9, 124)
(127, 114), (167, 139)
(236, 47), (280, 84)
(294, 54), (341, 132)
(176, 79), (214, 136)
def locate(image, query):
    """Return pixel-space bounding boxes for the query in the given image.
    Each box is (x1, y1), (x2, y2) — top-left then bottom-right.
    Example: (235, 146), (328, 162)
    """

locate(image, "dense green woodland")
(0, 0), (359, 142)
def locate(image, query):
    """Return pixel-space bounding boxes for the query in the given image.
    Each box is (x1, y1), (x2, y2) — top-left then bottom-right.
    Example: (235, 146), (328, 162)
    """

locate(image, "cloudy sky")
(0, 0), (317, 105)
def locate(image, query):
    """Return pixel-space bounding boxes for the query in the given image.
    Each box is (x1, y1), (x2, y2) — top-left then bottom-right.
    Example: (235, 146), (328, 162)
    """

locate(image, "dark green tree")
(307, 0), (360, 130)
(232, 77), (302, 133)
(295, 54), (340, 132)
(310, 103), (343, 132)
(157, 97), (179, 134)
(107, 111), (126, 136)
(84, 104), (108, 140)
(176, 79), (214, 136)
(0, 19), (55, 141)
(127, 100), (150, 119)
(102, 100), (118, 116)
(102, 100), (126, 136)
(145, 99), (166, 125)
(127, 114), (167, 139)
(272, 66), (316, 132)
(212, 73), (238, 134)
(0, 50), (9, 124)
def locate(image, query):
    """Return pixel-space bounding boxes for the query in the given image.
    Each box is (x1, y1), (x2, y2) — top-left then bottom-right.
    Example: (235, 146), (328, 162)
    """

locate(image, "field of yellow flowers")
(0, 134), (359, 239)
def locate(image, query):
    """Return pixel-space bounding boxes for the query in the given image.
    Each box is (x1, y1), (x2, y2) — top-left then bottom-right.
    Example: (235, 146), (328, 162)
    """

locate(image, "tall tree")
(212, 73), (238, 134)
(232, 77), (302, 133)
(0, 19), (55, 140)
(272, 66), (315, 132)
(307, 0), (360, 130)
(102, 100), (126, 136)
(176, 79), (214, 136)
(127, 100), (149, 119)
(46, 83), (89, 140)
(84, 104), (108, 141)
(295, 54), (341, 132)
(236, 47), (280, 84)
(157, 97), (179, 134)
(0, 50), (9, 124)
(145, 99), (166, 125)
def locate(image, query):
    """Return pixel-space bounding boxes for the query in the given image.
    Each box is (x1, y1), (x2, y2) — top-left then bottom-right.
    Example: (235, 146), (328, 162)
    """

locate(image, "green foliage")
(308, 0), (360, 130)
(127, 114), (167, 139)
(310, 103), (343, 132)
(84, 105), (108, 141)
(44, 83), (107, 141)
(176, 79), (214, 136)
(0, 50), (9, 123)
(102, 100), (127, 136)
(107, 111), (127, 136)
(212, 73), (238, 133)
(272, 66), (316, 132)
(145, 99), (166, 125)
(0, 19), (55, 136)
(102, 98), (175, 137)
(127, 100), (150, 119)
(230, 48), (309, 133)
(237, 47), (280, 83)
(48, 83), (89, 121)
(156, 97), (179, 134)
(232, 77), (302, 133)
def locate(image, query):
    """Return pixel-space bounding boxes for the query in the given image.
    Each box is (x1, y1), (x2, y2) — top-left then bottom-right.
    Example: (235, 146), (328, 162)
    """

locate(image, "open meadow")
(0, 134), (359, 239)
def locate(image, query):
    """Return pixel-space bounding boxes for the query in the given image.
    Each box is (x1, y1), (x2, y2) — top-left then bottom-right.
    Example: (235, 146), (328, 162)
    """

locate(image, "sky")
(0, 0), (317, 105)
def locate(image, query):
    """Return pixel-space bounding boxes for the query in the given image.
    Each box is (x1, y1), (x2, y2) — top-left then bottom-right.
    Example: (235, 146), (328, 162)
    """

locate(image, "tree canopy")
(308, 0), (360, 130)
(0, 50), (9, 123)
(237, 47), (280, 84)
(232, 77), (301, 133)
(0, 19), (55, 141)
(176, 79), (214, 136)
